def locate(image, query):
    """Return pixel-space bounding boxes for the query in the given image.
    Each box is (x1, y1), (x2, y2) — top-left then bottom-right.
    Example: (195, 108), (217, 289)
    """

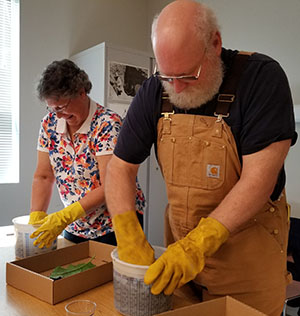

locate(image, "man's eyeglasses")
(153, 63), (202, 83)
(47, 98), (71, 113)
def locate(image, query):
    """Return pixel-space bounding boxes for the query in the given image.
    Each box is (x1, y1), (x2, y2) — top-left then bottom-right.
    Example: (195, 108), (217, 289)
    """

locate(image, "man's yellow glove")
(144, 217), (229, 295)
(112, 210), (155, 265)
(30, 201), (85, 248)
(28, 211), (47, 225)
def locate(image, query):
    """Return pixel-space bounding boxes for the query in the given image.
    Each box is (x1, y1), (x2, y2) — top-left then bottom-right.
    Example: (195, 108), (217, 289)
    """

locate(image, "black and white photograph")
(108, 61), (149, 104)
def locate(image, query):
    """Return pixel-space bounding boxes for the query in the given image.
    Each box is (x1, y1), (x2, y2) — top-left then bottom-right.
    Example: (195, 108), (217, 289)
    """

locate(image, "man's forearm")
(105, 154), (139, 216)
(210, 173), (274, 233)
(210, 139), (291, 233)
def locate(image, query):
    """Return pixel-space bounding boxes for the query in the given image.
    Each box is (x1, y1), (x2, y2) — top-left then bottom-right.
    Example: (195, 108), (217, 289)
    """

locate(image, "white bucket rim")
(12, 215), (40, 228)
(111, 245), (166, 269)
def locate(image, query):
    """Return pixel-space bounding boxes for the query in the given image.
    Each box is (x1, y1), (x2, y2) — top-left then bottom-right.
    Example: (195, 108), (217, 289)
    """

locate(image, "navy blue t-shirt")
(114, 48), (297, 200)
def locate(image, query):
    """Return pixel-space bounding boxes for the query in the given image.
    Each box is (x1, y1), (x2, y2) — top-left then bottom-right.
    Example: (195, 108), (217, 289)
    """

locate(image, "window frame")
(0, 0), (20, 184)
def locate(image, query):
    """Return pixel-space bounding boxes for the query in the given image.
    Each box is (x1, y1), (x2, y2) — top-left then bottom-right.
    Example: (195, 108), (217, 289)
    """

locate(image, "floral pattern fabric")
(37, 100), (145, 239)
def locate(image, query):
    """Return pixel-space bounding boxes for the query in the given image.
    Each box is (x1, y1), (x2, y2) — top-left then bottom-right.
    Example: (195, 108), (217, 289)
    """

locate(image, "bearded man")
(105, 1), (297, 315)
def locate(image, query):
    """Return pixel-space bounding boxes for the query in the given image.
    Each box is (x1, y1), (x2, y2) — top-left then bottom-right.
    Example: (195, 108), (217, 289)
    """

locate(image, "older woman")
(29, 59), (145, 247)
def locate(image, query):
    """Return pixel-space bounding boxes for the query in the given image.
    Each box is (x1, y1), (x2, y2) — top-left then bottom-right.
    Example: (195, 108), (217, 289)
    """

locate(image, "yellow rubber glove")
(28, 211), (47, 225)
(30, 201), (85, 248)
(112, 210), (155, 265)
(144, 217), (229, 295)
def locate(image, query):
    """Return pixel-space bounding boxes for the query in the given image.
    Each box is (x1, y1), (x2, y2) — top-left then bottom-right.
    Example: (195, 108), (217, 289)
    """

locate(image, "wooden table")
(0, 225), (201, 316)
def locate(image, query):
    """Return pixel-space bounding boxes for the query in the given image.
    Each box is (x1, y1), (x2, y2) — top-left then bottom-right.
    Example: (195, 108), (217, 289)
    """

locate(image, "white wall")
(0, 0), (149, 225)
(147, 0), (300, 218)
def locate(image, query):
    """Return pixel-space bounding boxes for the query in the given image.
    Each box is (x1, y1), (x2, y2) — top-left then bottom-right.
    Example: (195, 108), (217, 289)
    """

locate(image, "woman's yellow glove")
(112, 210), (155, 265)
(30, 201), (85, 248)
(144, 217), (229, 295)
(28, 211), (47, 225)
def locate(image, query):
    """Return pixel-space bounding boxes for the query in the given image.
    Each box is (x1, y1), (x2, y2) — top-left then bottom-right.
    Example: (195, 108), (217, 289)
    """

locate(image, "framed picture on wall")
(108, 61), (149, 104)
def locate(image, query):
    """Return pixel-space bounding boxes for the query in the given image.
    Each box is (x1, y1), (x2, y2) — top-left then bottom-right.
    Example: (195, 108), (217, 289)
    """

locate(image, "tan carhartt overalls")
(156, 54), (290, 316)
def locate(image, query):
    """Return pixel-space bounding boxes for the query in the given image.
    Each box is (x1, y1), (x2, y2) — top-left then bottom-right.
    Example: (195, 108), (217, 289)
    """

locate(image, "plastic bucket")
(111, 246), (173, 316)
(12, 215), (57, 259)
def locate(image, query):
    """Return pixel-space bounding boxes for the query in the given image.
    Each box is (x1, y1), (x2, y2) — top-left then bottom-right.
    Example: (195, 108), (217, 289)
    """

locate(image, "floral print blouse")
(37, 99), (145, 239)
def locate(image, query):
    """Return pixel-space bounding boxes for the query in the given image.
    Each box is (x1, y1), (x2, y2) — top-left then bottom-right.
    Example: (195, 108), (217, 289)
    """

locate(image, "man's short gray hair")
(151, 2), (220, 48)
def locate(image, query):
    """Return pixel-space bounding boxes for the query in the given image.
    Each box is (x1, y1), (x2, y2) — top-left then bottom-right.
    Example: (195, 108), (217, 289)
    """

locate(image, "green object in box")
(50, 256), (96, 280)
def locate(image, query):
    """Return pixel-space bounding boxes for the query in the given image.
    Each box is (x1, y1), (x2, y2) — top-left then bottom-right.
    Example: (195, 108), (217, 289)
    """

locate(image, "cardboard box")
(6, 241), (114, 304)
(157, 296), (267, 316)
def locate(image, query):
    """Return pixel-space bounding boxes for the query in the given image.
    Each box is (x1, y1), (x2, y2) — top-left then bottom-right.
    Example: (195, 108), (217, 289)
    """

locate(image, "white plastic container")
(12, 215), (57, 259)
(111, 246), (173, 316)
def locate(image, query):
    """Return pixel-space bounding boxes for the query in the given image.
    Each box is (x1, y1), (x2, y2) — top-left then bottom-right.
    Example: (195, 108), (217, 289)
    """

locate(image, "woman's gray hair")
(36, 59), (92, 101)
(151, 2), (220, 48)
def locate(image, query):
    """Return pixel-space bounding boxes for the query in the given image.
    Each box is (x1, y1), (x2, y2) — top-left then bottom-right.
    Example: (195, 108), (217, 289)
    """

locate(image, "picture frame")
(108, 61), (149, 104)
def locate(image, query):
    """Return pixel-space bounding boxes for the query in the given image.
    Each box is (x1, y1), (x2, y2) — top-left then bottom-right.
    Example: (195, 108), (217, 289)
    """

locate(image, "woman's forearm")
(30, 175), (55, 212)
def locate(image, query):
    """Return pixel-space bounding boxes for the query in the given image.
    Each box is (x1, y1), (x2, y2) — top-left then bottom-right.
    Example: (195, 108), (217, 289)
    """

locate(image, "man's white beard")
(162, 52), (224, 110)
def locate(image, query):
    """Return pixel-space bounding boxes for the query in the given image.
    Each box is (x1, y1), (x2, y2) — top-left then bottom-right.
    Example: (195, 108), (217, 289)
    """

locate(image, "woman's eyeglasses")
(47, 98), (71, 113)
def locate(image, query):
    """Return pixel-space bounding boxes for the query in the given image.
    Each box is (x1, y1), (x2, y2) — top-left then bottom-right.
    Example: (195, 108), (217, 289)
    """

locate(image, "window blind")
(0, 0), (19, 183)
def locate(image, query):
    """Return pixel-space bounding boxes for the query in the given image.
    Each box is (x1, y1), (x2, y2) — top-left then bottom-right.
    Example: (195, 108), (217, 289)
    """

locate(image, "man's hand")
(112, 210), (155, 265)
(28, 211), (47, 225)
(30, 201), (85, 248)
(144, 217), (229, 295)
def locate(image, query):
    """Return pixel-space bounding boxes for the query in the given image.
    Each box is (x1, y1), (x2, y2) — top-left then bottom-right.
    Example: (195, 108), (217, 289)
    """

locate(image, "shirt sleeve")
(93, 110), (123, 156)
(114, 77), (160, 164)
(37, 117), (50, 152)
(237, 57), (297, 155)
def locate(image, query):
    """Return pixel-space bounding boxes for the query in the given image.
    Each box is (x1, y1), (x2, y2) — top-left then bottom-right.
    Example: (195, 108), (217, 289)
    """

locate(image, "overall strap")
(161, 90), (174, 134)
(215, 51), (253, 119)
(161, 90), (174, 115)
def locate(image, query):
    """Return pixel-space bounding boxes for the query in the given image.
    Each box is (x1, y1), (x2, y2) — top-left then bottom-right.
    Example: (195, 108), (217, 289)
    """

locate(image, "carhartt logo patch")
(207, 164), (220, 178)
